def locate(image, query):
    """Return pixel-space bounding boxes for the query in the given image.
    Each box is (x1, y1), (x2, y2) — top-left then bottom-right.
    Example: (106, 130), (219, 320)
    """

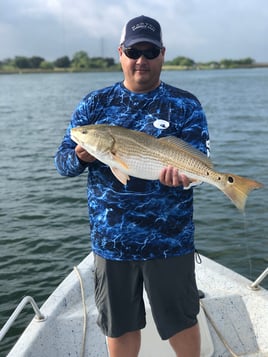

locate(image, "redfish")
(71, 124), (263, 211)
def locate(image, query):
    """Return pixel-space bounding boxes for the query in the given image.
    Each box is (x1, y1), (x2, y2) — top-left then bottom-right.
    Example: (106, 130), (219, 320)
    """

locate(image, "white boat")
(1, 253), (268, 357)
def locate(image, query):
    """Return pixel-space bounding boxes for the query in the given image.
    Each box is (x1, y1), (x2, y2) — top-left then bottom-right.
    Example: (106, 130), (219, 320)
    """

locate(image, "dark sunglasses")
(123, 46), (161, 60)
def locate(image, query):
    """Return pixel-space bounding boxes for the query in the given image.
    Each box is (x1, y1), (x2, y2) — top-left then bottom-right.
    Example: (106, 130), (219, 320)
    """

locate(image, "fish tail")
(221, 173), (263, 211)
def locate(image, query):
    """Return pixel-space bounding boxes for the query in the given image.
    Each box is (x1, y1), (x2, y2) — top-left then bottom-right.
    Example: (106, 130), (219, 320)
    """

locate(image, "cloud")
(0, 0), (267, 62)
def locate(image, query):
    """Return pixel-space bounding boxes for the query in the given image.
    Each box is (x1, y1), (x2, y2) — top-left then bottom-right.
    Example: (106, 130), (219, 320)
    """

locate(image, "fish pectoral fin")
(110, 153), (129, 170)
(111, 167), (130, 185)
(109, 152), (130, 184)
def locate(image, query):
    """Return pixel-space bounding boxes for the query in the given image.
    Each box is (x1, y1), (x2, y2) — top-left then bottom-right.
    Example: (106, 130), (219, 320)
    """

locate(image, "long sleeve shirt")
(54, 81), (210, 261)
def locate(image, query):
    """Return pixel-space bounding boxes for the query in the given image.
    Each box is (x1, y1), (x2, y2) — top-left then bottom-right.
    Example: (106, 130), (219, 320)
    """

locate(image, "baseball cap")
(120, 15), (163, 48)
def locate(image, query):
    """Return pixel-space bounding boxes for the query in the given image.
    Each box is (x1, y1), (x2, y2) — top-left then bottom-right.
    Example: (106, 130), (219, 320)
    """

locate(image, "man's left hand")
(159, 166), (190, 187)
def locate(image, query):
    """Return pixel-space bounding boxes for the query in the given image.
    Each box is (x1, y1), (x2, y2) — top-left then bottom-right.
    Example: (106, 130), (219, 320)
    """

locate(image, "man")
(55, 15), (209, 357)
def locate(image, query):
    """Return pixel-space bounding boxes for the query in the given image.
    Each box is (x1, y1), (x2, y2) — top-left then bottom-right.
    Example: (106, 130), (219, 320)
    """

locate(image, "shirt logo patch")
(153, 119), (170, 129)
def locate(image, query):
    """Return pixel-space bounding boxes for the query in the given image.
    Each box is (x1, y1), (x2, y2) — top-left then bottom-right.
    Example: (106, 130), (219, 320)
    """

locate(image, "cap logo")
(131, 22), (156, 33)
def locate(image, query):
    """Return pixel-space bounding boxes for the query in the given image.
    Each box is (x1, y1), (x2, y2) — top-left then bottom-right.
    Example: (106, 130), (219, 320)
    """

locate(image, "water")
(0, 69), (267, 355)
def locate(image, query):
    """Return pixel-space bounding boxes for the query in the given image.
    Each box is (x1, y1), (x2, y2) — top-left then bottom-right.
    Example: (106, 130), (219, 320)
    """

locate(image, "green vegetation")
(0, 52), (265, 73)
(0, 51), (119, 73)
(165, 56), (256, 70)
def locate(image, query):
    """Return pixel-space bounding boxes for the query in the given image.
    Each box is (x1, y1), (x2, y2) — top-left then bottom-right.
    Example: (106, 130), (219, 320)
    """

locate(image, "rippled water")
(0, 69), (267, 355)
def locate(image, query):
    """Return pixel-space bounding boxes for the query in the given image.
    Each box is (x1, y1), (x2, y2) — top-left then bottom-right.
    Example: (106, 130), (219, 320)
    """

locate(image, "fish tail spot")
(228, 176), (234, 183)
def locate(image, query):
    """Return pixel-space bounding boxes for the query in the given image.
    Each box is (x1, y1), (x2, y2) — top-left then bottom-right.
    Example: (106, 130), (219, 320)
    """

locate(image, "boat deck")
(6, 254), (268, 356)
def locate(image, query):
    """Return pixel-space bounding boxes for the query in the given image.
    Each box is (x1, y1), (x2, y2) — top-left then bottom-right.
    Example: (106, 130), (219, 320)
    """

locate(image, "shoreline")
(1, 63), (268, 75)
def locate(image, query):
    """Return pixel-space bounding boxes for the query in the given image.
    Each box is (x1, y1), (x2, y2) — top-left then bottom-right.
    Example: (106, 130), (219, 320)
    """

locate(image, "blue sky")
(0, 0), (267, 62)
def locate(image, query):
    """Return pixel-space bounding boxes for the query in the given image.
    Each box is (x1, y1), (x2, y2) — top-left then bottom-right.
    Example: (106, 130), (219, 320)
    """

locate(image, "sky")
(0, 0), (267, 63)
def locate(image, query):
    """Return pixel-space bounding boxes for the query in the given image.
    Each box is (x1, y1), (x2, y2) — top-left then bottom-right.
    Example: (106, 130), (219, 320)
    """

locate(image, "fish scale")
(113, 136), (212, 181)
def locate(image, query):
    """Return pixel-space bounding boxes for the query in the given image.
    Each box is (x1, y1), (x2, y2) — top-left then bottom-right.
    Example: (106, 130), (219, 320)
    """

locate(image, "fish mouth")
(70, 133), (79, 145)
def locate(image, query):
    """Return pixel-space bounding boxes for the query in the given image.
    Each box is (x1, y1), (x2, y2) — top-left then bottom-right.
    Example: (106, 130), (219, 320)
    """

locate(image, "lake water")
(0, 69), (268, 355)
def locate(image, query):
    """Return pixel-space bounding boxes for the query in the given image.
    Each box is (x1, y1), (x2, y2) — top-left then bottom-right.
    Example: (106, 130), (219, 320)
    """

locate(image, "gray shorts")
(94, 253), (199, 340)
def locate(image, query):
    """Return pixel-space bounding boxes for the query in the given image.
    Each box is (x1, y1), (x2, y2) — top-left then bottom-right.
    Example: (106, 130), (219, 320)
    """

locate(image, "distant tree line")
(165, 56), (255, 69)
(0, 52), (257, 72)
(0, 51), (117, 71)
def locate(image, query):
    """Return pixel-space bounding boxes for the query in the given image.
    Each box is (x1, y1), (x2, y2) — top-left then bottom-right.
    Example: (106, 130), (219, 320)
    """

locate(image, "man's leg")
(169, 323), (200, 357)
(107, 330), (141, 357)
(94, 256), (145, 356)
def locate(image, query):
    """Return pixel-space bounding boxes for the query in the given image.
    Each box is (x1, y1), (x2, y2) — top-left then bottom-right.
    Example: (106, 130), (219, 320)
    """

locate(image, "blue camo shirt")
(54, 81), (210, 261)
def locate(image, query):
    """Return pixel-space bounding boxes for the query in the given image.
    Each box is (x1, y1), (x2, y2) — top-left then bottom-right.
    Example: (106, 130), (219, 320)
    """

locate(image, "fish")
(70, 124), (263, 211)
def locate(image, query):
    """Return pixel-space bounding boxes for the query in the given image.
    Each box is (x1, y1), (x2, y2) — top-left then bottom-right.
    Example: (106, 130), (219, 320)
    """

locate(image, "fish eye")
(81, 129), (88, 134)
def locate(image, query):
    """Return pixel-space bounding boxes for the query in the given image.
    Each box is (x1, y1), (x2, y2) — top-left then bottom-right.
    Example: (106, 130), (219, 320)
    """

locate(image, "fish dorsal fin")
(158, 136), (213, 168)
(111, 167), (130, 185)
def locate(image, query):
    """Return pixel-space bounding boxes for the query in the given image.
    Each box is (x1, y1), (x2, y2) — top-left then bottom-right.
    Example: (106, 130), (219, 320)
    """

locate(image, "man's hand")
(159, 166), (190, 187)
(75, 145), (96, 163)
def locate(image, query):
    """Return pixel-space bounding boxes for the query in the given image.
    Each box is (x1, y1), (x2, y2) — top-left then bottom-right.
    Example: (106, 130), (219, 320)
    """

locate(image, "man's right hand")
(75, 145), (96, 163)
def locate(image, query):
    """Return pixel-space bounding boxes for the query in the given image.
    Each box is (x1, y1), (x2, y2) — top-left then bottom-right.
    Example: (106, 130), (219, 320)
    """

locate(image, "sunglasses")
(122, 46), (161, 60)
